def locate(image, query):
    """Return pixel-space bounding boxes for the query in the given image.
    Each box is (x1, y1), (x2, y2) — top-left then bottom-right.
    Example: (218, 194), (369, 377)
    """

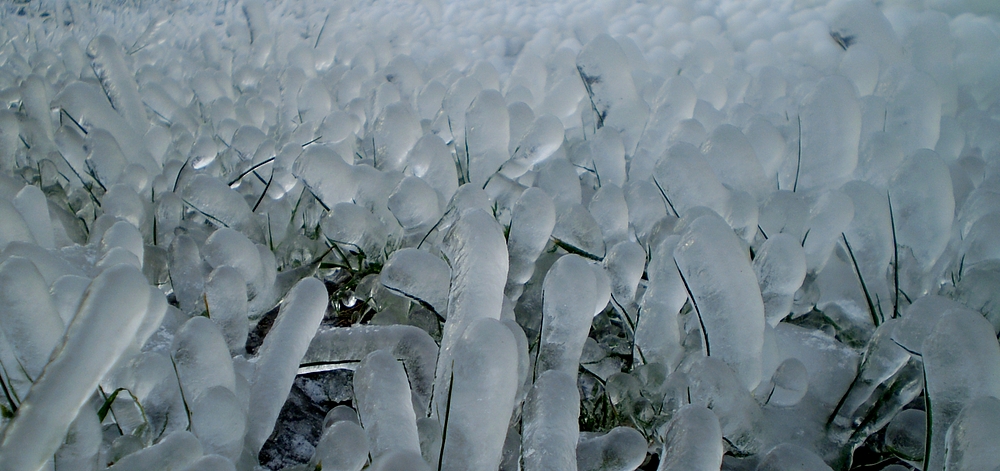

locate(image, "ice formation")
(0, 0), (998, 470)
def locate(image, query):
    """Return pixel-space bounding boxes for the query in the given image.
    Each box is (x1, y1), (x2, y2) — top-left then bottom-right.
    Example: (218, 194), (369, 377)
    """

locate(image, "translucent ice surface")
(312, 420), (368, 471)
(438, 318), (518, 471)
(0, 265), (150, 471)
(945, 396), (1000, 471)
(577, 34), (649, 155)
(0, 257), (64, 380)
(521, 370), (579, 471)
(505, 187), (556, 300)
(796, 78), (861, 192)
(381, 248), (450, 315)
(1, 0), (999, 469)
(304, 325), (438, 413)
(538, 254), (599, 376)
(87, 36), (147, 133)
(657, 405), (723, 471)
(674, 213), (765, 390)
(354, 350), (422, 462)
(577, 427), (647, 471)
(246, 278), (328, 452)
(922, 308), (1000, 471)
(432, 208), (508, 414)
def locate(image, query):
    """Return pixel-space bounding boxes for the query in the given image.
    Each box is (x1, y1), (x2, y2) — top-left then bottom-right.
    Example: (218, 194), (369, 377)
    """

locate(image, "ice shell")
(922, 308), (1000, 471)
(181, 174), (262, 242)
(657, 405), (723, 471)
(702, 124), (768, 201)
(885, 409), (925, 462)
(303, 324), (438, 414)
(205, 266), (249, 354)
(438, 318), (518, 471)
(293, 144), (358, 209)
(576, 427), (647, 471)
(506, 187), (557, 300)
(577, 34), (649, 155)
(189, 386), (246, 462)
(674, 213), (765, 390)
(755, 443), (832, 471)
(171, 316), (237, 400)
(372, 102), (422, 172)
(354, 350), (422, 461)
(888, 149), (954, 271)
(945, 396), (1000, 471)
(551, 204), (606, 260)
(388, 175), (443, 231)
(796, 76), (861, 192)
(0, 256), (64, 379)
(381, 248), (450, 316)
(465, 89), (510, 185)
(246, 278), (328, 452)
(538, 254), (598, 376)
(177, 455), (236, 471)
(753, 233), (807, 326)
(0, 265), (150, 471)
(312, 420), (369, 471)
(521, 370), (579, 471)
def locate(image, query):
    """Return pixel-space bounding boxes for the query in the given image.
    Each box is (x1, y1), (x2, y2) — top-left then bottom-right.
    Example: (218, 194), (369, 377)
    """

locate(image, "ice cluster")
(0, 0), (999, 470)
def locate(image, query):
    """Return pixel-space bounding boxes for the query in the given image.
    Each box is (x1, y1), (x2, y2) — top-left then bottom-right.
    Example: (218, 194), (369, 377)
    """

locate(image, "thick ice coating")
(303, 324), (438, 413)
(0, 256), (64, 380)
(657, 405), (723, 471)
(432, 208), (508, 417)
(171, 316), (237, 401)
(0, 265), (150, 471)
(246, 277), (328, 452)
(506, 187), (556, 301)
(354, 350), (422, 462)
(1, 0), (999, 468)
(922, 308), (1000, 471)
(674, 213), (766, 390)
(312, 419), (369, 471)
(577, 427), (648, 471)
(438, 318), (518, 471)
(521, 370), (579, 471)
(538, 254), (599, 376)
(381, 248), (451, 315)
(576, 34), (649, 156)
(465, 89), (510, 185)
(796, 76), (860, 192)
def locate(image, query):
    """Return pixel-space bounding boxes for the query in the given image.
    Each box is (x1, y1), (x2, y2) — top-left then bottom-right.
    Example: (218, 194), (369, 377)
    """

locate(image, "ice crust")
(0, 0), (999, 469)
(674, 213), (766, 390)
(522, 370), (579, 471)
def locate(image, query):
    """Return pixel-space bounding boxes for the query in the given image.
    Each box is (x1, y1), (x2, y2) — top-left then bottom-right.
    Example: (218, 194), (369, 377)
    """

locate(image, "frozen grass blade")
(888, 191), (900, 319)
(842, 233), (880, 327)
(793, 115), (802, 192)
(246, 277), (329, 453)
(651, 175), (680, 218)
(674, 258), (710, 357)
(922, 364), (931, 471)
(436, 367), (454, 471)
(0, 265), (150, 471)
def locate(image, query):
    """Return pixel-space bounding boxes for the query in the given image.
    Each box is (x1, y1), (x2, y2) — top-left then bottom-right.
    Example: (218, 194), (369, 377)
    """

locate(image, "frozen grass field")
(0, 0), (999, 470)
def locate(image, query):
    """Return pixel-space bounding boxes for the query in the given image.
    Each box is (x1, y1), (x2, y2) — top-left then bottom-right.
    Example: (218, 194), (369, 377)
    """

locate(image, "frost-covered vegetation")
(0, 0), (999, 470)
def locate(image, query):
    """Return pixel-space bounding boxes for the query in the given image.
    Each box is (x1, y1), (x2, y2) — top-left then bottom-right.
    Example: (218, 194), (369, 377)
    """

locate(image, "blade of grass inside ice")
(246, 278), (329, 453)
(0, 265), (150, 471)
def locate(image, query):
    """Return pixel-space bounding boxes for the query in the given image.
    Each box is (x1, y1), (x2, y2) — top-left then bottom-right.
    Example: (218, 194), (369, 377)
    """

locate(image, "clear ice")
(0, 0), (998, 469)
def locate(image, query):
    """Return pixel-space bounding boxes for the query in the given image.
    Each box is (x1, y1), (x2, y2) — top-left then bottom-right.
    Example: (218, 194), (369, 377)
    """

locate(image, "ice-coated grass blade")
(674, 258), (710, 357)
(0, 265), (150, 471)
(246, 277), (329, 453)
(888, 191), (900, 319)
(842, 233), (880, 327)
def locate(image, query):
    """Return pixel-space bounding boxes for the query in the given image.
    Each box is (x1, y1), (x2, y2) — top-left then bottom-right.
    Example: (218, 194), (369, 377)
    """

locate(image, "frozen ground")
(0, 0), (999, 470)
